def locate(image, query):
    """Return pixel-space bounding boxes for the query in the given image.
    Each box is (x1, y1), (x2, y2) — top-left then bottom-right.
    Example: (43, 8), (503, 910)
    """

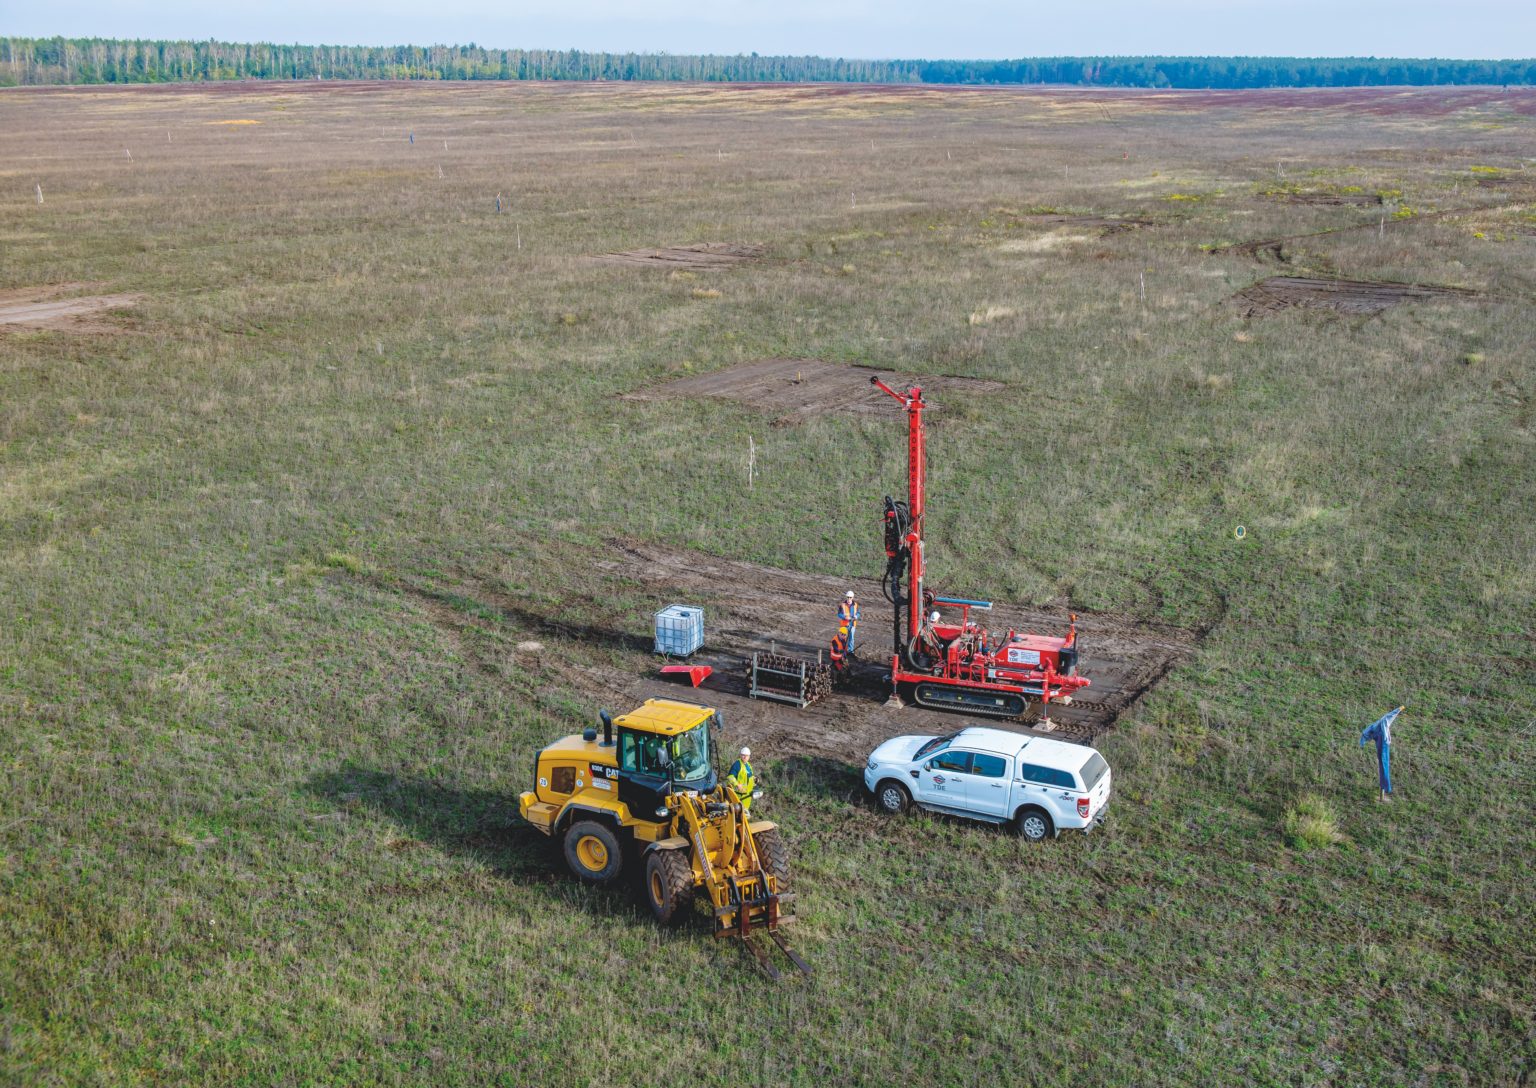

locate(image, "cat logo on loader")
(518, 698), (809, 977)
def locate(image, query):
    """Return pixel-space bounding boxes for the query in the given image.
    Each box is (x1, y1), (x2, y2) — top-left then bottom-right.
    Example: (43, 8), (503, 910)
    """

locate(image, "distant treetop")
(2, 37), (1532, 89)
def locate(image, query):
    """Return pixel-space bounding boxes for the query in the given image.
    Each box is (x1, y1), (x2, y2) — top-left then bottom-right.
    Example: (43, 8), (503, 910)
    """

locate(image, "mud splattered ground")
(0, 286), (139, 332)
(421, 539), (1199, 764)
(1232, 275), (1478, 317)
(590, 242), (765, 270)
(624, 358), (1005, 418)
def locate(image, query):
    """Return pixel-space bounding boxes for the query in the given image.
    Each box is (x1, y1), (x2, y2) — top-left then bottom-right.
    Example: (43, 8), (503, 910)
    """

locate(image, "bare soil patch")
(0, 286), (140, 333)
(624, 358), (1004, 419)
(591, 242), (765, 271)
(594, 538), (1196, 752)
(1232, 276), (1478, 317)
(413, 539), (1198, 764)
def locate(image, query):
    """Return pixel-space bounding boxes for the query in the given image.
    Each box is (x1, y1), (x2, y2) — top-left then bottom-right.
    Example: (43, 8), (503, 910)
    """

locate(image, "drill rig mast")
(871, 376), (1090, 721)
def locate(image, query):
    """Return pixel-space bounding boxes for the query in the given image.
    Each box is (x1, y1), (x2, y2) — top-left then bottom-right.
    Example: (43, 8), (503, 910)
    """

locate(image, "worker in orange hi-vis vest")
(829, 627), (849, 670)
(837, 590), (861, 657)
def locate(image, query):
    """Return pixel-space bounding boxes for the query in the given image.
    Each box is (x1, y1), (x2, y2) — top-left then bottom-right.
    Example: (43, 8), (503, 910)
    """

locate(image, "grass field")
(3, 81), (1534, 1086)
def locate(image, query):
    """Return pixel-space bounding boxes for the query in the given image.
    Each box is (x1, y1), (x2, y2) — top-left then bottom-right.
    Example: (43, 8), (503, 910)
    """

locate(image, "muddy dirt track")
(1232, 276), (1478, 317)
(624, 358), (1004, 419)
(590, 242), (765, 271)
(501, 538), (1200, 764)
(1210, 199), (1532, 262)
(1018, 213), (1153, 234)
(1264, 192), (1383, 207)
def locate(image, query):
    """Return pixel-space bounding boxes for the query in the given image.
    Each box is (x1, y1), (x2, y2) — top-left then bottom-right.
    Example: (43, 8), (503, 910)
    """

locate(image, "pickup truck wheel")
(644, 849), (695, 925)
(563, 820), (623, 884)
(1015, 807), (1055, 843)
(875, 779), (912, 815)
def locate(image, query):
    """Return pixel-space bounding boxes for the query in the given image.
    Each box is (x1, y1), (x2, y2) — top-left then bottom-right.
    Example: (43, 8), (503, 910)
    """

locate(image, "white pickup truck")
(863, 725), (1112, 842)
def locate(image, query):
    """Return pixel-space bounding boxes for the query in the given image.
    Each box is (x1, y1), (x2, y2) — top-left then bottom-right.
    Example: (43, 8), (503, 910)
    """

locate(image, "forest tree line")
(2, 37), (1532, 89)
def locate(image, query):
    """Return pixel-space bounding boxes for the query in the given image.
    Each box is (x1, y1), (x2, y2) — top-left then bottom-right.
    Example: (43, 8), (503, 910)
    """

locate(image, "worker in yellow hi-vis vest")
(837, 590), (861, 657)
(726, 747), (757, 813)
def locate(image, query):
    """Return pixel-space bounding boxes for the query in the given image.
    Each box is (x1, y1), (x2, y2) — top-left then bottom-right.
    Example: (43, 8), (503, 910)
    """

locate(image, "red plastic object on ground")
(660, 664), (713, 688)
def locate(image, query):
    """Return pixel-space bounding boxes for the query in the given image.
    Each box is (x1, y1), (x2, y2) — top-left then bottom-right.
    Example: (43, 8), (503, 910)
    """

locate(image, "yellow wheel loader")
(518, 699), (808, 976)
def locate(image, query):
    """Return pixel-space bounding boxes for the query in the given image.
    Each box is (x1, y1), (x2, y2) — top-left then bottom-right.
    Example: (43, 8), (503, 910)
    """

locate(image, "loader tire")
(644, 849), (695, 926)
(564, 820), (623, 884)
(753, 827), (792, 893)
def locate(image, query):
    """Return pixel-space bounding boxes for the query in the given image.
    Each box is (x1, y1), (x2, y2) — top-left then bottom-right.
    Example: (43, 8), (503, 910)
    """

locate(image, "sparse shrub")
(1284, 793), (1345, 850)
(691, 287), (721, 300)
(968, 305), (1017, 326)
(281, 559), (325, 585)
(323, 551), (365, 573)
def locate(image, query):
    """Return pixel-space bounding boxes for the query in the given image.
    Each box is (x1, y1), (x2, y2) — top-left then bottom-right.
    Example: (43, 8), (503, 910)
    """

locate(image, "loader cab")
(613, 700), (719, 821)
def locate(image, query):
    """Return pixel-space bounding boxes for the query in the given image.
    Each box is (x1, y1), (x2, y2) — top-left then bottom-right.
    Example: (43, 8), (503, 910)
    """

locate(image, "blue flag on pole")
(1359, 707), (1403, 795)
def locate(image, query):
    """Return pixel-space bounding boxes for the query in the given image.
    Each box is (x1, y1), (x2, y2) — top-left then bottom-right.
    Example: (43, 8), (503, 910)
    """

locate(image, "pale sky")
(5, 0), (1533, 61)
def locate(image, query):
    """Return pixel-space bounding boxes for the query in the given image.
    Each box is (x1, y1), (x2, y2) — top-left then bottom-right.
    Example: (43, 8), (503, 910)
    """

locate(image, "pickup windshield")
(914, 733), (960, 759)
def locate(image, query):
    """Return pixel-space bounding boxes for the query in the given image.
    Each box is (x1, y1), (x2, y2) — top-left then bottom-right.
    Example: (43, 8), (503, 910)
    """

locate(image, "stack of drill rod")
(747, 651), (833, 708)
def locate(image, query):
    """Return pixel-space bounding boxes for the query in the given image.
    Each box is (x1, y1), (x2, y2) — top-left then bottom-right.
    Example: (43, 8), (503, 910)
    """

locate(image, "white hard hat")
(740, 746), (751, 758)
(929, 611), (941, 623)
(845, 590), (855, 598)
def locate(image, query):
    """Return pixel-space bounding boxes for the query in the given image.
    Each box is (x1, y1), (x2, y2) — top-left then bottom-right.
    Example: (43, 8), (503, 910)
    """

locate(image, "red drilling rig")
(871, 376), (1090, 721)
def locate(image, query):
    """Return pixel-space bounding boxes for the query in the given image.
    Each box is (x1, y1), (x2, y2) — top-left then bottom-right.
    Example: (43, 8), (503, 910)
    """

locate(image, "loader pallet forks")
(739, 928), (812, 980)
(668, 789), (811, 979)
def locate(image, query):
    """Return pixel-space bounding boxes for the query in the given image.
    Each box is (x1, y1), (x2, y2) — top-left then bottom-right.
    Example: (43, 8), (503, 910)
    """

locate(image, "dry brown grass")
(1, 80), (1533, 1088)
